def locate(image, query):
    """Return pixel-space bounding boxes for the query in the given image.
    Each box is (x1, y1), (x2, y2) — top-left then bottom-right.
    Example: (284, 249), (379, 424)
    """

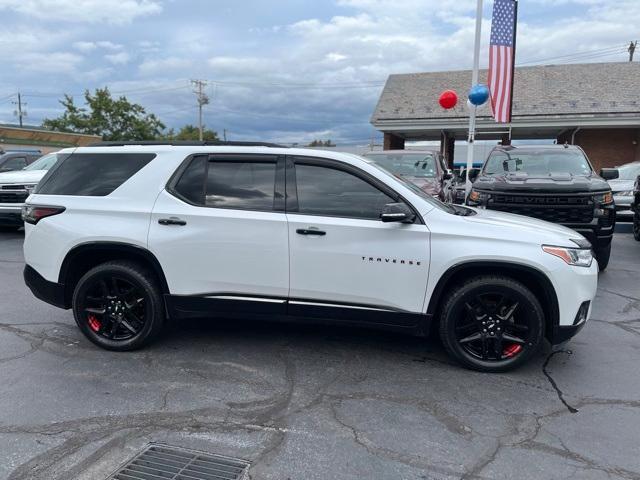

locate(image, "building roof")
(371, 62), (640, 140)
(0, 124), (101, 148)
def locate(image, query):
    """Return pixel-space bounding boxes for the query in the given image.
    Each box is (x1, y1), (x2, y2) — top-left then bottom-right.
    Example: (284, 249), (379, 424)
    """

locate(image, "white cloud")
(73, 40), (123, 53)
(105, 52), (131, 65)
(139, 57), (193, 75)
(0, 0), (162, 24)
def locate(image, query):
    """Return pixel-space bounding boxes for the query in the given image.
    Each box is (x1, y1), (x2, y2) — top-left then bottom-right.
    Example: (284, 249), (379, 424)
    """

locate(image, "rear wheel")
(439, 276), (545, 372)
(634, 212), (640, 241)
(594, 243), (611, 271)
(72, 261), (165, 351)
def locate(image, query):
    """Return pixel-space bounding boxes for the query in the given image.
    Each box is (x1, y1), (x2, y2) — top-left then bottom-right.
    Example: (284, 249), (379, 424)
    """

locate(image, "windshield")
(365, 153), (438, 178)
(615, 162), (640, 180)
(24, 153), (59, 171)
(484, 150), (593, 176)
(361, 157), (454, 214)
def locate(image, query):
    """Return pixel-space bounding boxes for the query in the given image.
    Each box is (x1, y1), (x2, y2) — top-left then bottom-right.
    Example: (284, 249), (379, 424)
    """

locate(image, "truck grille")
(488, 194), (595, 224)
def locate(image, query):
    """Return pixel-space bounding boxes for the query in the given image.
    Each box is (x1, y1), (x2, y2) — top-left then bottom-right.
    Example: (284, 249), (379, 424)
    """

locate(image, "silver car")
(609, 161), (640, 221)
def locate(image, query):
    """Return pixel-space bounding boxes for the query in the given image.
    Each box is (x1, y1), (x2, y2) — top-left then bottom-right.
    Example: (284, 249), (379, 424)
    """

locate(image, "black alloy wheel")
(439, 276), (544, 372)
(72, 261), (164, 351)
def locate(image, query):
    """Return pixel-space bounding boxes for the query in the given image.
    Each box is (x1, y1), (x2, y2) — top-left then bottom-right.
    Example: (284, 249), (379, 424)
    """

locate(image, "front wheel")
(72, 261), (165, 351)
(439, 276), (545, 372)
(594, 243), (611, 271)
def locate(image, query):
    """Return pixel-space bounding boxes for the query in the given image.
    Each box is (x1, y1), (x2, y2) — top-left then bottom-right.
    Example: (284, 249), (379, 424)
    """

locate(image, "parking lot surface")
(0, 231), (639, 480)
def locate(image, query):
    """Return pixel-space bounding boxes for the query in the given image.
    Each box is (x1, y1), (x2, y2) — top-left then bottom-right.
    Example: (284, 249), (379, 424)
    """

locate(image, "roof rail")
(88, 140), (287, 148)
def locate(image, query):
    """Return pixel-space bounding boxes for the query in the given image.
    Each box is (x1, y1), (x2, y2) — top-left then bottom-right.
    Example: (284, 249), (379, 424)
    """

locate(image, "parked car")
(0, 152), (60, 229)
(452, 167), (481, 204)
(363, 150), (454, 203)
(467, 145), (617, 270)
(23, 142), (597, 372)
(0, 150), (42, 173)
(608, 161), (640, 222)
(633, 174), (640, 241)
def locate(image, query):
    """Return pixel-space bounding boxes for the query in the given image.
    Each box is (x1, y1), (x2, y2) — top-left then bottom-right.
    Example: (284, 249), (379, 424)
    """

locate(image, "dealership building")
(371, 62), (640, 171)
(0, 123), (100, 153)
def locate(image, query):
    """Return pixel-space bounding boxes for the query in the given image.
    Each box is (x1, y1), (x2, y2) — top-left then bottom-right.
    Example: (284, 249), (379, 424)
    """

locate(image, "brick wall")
(557, 128), (640, 171)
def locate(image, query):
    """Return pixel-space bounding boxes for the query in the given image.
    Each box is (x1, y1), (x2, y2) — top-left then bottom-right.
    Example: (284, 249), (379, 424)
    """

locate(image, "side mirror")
(380, 203), (415, 223)
(600, 168), (619, 180)
(468, 169), (480, 182)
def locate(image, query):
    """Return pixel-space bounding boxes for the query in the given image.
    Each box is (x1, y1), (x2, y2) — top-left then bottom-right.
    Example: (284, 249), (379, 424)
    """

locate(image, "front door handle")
(296, 228), (326, 236)
(158, 217), (187, 226)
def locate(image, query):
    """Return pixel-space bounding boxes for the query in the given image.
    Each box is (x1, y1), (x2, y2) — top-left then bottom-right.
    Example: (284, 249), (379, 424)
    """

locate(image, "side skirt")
(164, 294), (430, 334)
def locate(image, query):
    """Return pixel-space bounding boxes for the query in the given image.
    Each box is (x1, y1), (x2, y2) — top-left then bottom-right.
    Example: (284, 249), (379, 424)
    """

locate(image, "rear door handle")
(158, 217), (187, 226)
(296, 228), (326, 236)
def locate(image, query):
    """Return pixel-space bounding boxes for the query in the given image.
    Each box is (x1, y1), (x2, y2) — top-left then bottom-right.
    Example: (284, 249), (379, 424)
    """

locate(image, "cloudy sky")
(0, 0), (636, 144)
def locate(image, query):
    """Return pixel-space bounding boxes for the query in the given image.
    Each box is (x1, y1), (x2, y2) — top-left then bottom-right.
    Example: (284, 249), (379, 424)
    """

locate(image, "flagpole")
(465, 0), (483, 196)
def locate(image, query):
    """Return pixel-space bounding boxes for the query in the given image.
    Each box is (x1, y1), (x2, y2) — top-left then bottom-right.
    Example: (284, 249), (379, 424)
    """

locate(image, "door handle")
(296, 228), (326, 236)
(158, 217), (187, 226)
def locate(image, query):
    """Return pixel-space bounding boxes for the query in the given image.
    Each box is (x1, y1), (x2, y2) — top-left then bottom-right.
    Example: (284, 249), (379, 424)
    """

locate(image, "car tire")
(594, 243), (611, 271)
(634, 213), (640, 242)
(439, 275), (545, 372)
(72, 261), (165, 351)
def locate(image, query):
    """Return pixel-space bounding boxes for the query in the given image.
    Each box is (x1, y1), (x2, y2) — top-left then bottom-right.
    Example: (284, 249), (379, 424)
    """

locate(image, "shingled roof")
(371, 62), (640, 123)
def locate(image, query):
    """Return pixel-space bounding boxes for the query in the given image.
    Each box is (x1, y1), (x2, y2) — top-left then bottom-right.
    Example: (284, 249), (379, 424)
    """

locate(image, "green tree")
(163, 124), (219, 141)
(43, 88), (165, 141)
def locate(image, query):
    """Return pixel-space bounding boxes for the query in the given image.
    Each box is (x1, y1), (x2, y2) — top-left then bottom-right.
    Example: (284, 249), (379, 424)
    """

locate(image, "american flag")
(488, 0), (517, 123)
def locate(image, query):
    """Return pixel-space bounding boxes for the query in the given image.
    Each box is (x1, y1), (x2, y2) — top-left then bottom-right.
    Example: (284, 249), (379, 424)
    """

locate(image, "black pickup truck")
(467, 144), (618, 270)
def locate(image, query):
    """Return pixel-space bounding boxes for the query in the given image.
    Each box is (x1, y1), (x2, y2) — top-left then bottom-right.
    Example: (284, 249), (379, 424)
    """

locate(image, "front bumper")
(24, 265), (67, 309)
(0, 205), (23, 226)
(614, 195), (633, 221)
(547, 260), (598, 344)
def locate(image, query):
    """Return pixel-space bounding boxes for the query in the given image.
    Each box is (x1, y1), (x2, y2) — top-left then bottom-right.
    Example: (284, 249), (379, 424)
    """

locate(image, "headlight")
(595, 192), (613, 205)
(24, 184), (37, 194)
(467, 189), (490, 206)
(542, 245), (593, 267)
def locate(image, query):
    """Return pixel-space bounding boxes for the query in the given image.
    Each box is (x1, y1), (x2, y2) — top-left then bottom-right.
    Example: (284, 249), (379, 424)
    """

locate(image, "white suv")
(22, 143), (598, 372)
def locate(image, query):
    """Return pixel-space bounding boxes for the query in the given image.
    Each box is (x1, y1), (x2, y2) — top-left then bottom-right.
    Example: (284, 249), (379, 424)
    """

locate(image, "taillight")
(21, 205), (65, 225)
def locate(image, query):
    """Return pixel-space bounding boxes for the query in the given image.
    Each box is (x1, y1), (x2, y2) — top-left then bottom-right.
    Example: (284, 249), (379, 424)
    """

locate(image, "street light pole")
(465, 0), (483, 195)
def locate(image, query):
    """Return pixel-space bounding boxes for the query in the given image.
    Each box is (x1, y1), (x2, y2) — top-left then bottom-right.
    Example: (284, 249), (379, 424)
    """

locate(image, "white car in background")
(609, 161), (640, 221)
(0, 152), (60, 230)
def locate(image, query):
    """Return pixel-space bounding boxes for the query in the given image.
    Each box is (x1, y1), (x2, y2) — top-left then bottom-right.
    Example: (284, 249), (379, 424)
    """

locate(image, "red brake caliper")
(503, 344), (522, 358)
(88, 314), (101, 332)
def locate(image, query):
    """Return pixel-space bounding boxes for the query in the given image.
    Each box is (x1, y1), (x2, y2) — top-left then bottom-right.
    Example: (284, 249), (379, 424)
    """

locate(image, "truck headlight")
(467, 189), (490, 206)
(542, 245), (593, 267)
(595, 192), (613, 205)
(24, 184), (37, 194)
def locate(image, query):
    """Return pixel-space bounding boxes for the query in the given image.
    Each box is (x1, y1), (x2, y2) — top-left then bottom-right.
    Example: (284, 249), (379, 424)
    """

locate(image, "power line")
(517, 43), (628, 66)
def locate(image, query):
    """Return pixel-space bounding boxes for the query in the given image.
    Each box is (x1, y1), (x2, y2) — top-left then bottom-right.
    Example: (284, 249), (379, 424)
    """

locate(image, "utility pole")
(465, 0), (483, 196)
(629, 41), (637, 62)
(12, 93), (26, 128)
(191, 80), (209, 141)
(223, 129), (227, 141)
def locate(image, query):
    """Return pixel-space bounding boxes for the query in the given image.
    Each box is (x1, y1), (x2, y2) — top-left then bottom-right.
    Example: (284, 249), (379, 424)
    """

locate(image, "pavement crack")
(542, 350), (578, 414)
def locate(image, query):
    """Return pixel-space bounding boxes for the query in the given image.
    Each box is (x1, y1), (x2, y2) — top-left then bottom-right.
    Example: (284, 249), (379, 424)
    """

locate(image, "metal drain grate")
(109, 443), (250, 480)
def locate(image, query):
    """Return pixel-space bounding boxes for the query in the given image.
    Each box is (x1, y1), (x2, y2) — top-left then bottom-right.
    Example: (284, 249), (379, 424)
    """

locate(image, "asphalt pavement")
(0, 231), (639, 480)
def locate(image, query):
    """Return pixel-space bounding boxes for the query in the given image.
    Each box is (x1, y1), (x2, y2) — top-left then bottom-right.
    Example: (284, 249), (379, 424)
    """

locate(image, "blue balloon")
(468, 84), (490, 106)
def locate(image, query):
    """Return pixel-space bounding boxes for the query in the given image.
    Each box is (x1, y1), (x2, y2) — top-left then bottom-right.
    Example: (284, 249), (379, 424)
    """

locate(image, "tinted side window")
(294, 164), (393, 220)
(205, 159), (276, 210)
(37, 153), (155, 196)
(173, 155), (206, 204)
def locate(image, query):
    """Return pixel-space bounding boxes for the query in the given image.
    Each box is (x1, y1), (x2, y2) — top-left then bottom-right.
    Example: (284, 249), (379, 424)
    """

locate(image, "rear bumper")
(24, 265), (67, 309)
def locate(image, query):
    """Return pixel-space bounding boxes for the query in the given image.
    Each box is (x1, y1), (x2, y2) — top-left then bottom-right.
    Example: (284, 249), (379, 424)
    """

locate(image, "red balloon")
(439, 90), (458, 110)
